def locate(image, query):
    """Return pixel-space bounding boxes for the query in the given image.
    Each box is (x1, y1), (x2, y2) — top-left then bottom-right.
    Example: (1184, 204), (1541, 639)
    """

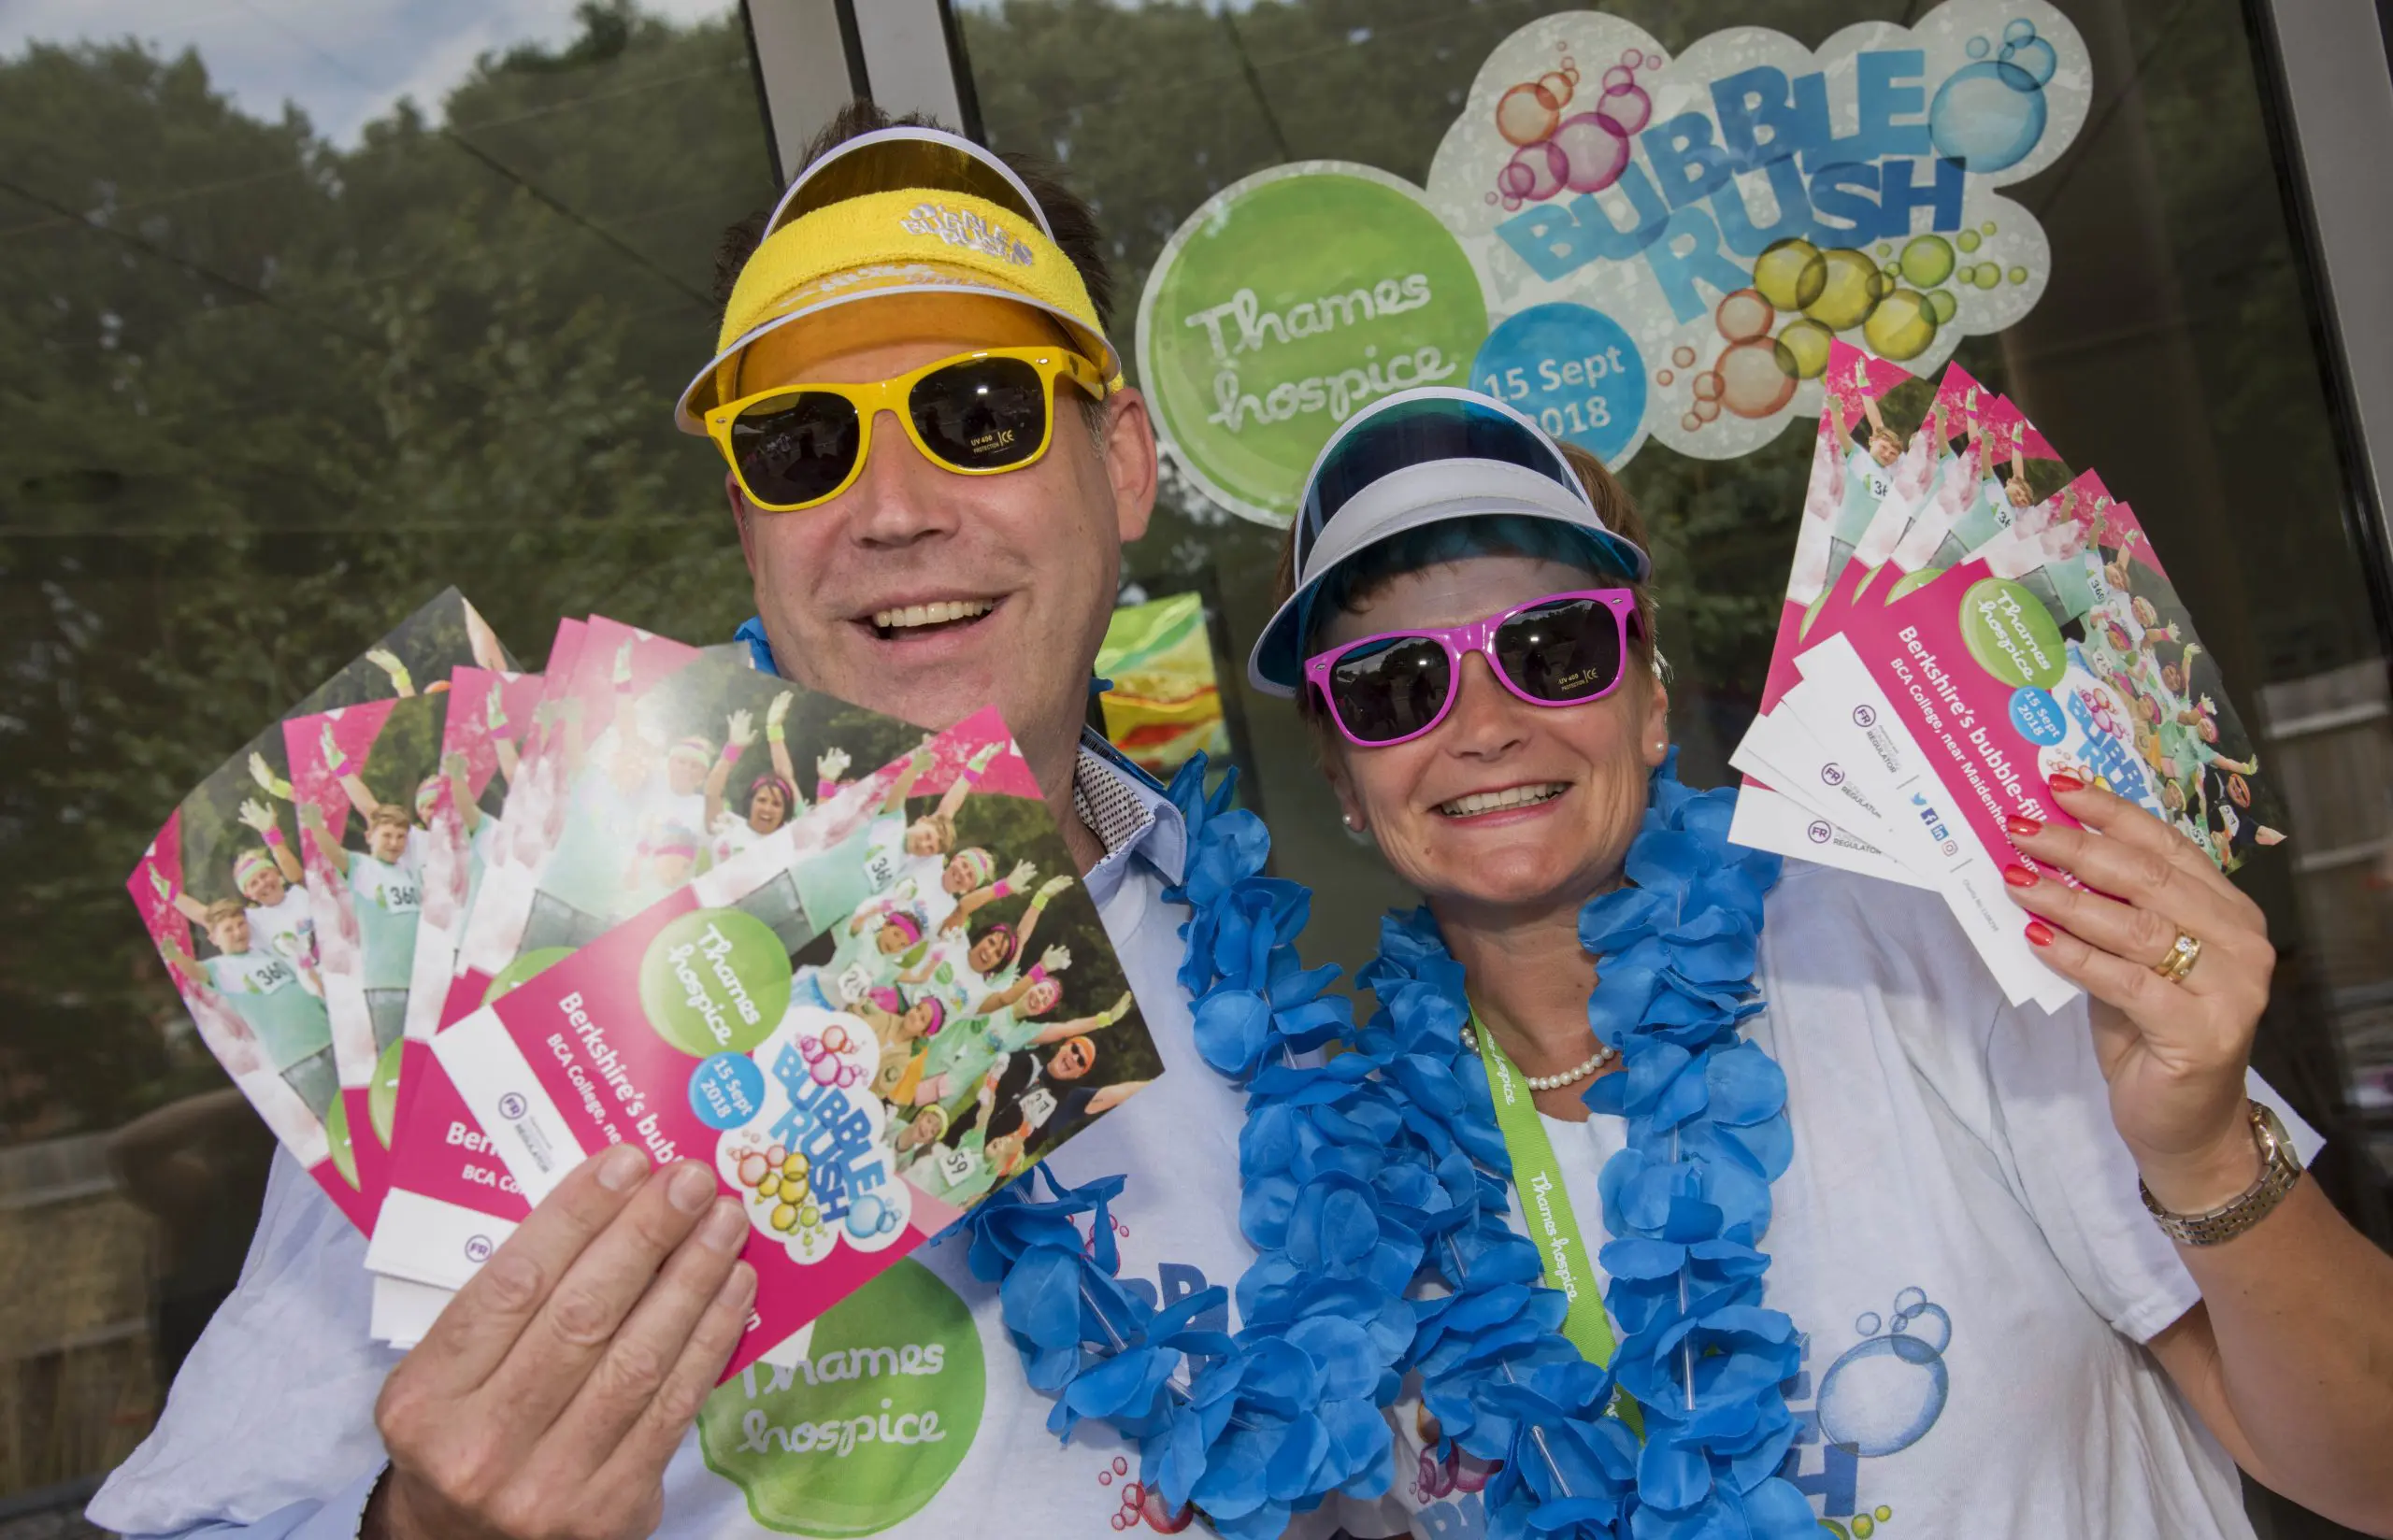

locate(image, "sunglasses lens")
(1493, 596), (1624, 703)
(730, 392), (862, 507)
(911, 357), (1050, 470)
(1327, 636), (1453, 744)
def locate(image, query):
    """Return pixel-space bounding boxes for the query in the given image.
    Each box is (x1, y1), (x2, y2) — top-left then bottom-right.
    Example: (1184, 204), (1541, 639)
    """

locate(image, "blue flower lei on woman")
(964, 752), (1816, 1540)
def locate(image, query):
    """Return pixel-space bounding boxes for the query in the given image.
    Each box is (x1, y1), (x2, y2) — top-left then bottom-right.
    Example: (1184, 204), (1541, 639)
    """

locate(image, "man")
(90, 107), (1324, 1540)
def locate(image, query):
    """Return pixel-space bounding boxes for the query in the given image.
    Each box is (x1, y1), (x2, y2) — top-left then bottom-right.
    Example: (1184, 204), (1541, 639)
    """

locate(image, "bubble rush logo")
(702, 1260), (985, 1536)
(1423, 2), (2089, 463)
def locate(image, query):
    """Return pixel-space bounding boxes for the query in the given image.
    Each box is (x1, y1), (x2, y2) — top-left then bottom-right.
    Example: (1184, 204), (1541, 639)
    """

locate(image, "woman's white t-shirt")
(1356, 861), (2317, 1540)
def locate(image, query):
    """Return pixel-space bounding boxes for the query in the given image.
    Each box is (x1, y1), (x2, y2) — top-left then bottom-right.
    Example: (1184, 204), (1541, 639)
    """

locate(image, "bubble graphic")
(2004, 17), (2037, 43)
(1817, 1333), (1950, 1457)
(1864, 288), (1936, 361)
(1508, 141), (1567, 201)
(1881, 263), (1899, 282)
(1777, 319), (1833, 378)
(1804, 248), (1882, 330)
(2002, 36), (2058, 85)
(1855, 1311), (1884, 1336)
(1975, 262), (2002, 288)
(1620, 48), (1641, 68)
(1693, 396), (1722, 422)
(1552, 112), (1631, 192)
(1903, 1303), (1954, 1354)
(845, 1193), (887, 1238)
(1099, 1471), (1112, 1487)
(1982, 220), (1999, 235)
(1893, 1286), (1927, 1315)
(1502, 194), (1523, 212)
(2007, 264), (2029, 285)
(1597, 83), (1652, 135)
(1715, 287), (1772, 342)
(1115, 1457), (1130, 1475)
(1899, 234), (1956, 287)
(1671, 345), (1698, 368)
(1497, 81), (1561, 146)
(1716, 335), (1797, 418)
(1602, 64), (1634, 92)
(1966, 36), (1990, 59)
(1875, 242), (1892, 258)
(1925, 288), (1958, 324)
(1655, 368), (1674, 386)
(1929, 60), (2050, 173)
(1876, 1508), (1894, 1522)
(1538, 70), (1577, 108)
(1682, 410), (1703, 432)
(1691, 371), (1723, 402)
(1754, 237), (1828, 311)
(1853, 1518), (1875, 1538)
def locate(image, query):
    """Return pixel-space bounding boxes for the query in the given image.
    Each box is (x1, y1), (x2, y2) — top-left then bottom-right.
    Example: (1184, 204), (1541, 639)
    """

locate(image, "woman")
(1237, 389), (2392, 1538)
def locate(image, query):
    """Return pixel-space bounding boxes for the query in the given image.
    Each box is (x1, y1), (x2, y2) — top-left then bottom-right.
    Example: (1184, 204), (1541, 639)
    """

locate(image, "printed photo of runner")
(2083, 516), (2286, 871)
(122, 589), (511, 1228)
(285, 691), (451, 1167)
(510, 637), (921, 964)
(782, 743), (1156, 1211)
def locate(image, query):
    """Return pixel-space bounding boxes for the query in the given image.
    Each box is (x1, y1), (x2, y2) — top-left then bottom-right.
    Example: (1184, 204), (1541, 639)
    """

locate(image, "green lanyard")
(1471, 1010), (1643, 1435)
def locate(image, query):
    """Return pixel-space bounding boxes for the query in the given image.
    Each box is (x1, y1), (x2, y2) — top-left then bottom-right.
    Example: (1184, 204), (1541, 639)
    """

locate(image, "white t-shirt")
(1362, 862), (2316, 1540)
(243, 886), (320, 989)
(348, 846), (423, 992)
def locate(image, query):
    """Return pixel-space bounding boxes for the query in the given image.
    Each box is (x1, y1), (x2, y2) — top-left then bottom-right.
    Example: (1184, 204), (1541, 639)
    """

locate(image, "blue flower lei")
(963, 754), (1817, 1539)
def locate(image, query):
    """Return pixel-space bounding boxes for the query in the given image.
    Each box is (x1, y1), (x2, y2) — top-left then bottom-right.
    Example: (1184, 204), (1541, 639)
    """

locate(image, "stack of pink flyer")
(130, 603), (1162, 1376)
(1729, 341), (2286, 1008)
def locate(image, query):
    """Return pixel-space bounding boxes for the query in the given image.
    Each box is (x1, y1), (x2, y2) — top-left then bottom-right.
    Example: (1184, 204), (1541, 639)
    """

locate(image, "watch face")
(2253, 1102), (2294, 1167)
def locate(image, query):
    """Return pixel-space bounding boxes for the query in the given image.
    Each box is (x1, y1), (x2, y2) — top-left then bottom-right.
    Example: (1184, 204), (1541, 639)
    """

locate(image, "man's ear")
(727, 471), (759, 575)
(1102, 387), (1158, 545)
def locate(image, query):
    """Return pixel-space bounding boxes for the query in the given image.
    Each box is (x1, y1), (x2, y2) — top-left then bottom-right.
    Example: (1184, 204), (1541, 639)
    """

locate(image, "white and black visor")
(1247, 387), (1650, 696)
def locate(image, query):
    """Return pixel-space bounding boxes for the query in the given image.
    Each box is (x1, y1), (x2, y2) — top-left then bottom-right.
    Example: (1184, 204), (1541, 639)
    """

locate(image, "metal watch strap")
(2139, 1101), (2301, 1246)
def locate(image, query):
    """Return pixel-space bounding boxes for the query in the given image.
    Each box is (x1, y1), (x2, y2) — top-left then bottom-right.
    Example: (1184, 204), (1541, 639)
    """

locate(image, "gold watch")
(2139, 1100), (2301, 1246)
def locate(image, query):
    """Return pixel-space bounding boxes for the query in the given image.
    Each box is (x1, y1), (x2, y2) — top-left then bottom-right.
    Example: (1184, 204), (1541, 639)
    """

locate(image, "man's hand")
(237, 798), (279, 836)
(365, 1147), (755, 1540)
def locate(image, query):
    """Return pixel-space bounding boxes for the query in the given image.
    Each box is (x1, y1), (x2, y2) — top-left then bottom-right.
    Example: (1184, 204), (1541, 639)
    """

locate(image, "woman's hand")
(2000, 777), (2273, 1213)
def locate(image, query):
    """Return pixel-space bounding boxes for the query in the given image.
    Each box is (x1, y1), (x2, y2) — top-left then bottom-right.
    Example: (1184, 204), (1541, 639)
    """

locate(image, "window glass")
(0, 2), (768, 1518)
(958, 0), (2393, 1240)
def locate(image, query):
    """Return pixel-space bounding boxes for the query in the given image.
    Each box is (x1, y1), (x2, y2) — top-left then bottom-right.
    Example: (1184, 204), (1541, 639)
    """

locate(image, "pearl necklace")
(1460, 1022), (1618, 1090)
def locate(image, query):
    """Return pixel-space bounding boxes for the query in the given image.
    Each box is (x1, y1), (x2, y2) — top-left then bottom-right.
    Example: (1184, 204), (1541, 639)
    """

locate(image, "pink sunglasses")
(1301, 589), (1642, 748)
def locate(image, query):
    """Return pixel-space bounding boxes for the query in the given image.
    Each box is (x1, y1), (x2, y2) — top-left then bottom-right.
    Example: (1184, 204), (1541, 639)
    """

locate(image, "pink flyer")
(435, 707), (1161, 1379)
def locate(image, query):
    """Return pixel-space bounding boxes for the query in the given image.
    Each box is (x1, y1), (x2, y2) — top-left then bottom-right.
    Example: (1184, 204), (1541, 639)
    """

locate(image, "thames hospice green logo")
(638, 907), (791, 1060)
(701, 1260), (986, 1535)
(1136, 161), (1486, 527)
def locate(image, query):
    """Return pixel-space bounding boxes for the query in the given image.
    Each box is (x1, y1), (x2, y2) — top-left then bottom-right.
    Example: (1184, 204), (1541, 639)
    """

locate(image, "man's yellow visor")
(674, 186), (1122, 433)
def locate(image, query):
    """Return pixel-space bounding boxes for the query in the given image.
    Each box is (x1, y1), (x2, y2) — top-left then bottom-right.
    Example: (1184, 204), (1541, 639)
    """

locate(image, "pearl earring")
(1343, 813), (1361, 830)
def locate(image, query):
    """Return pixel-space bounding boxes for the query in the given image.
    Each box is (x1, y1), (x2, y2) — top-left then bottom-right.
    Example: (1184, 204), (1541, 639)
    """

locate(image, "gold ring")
(2154, 929), (2203, 984)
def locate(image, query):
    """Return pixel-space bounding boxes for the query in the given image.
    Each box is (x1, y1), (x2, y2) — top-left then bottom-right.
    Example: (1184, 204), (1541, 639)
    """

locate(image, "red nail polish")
(2048, 773), (2085, 794)
(2005, 814), (2043, 839)
(2025, 920), (2055, 947)
(2002, 863), (2038, 888)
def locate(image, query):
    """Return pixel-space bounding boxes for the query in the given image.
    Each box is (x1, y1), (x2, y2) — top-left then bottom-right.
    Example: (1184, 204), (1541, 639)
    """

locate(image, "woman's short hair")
(1269, 442), (1657, 721)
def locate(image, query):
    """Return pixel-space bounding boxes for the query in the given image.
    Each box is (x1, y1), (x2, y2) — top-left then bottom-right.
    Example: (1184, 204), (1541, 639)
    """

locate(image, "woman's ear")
(1640, 672), (1671, 769)
(1318, 738), (1368, 834)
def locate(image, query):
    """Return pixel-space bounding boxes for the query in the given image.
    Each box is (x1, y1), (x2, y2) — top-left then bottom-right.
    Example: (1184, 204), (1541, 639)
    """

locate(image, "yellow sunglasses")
(704, 345), (1109, 512)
